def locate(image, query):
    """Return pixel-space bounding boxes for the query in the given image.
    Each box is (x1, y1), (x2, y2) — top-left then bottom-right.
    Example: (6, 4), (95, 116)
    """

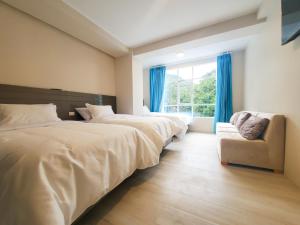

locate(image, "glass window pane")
(193, 62), (216, 79)
(164, 106), (177, 113)
(164, 69), (178, 105)
(193, 105), (215, 117)
(179, 105), (192, 116)
(193, 76), (216, 105)
(178, 67), (192, 80)
(164, 80), (177, 105)
(163, 61), (216, 117)
(179, 80), (192, 104)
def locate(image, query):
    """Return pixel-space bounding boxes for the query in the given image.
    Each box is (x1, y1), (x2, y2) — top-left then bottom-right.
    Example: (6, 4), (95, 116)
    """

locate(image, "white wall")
(0, 2), (115, 95)
(232, 50), (245, 112)
(189, 117), (214, 133)
(143, 50), (245, 133)
(132, 58), (144, 115)
(143, 68), (150, 108)
(244, 1), (300, 186)
(115, 54), (133, 114)
(115, 54), (144, 114)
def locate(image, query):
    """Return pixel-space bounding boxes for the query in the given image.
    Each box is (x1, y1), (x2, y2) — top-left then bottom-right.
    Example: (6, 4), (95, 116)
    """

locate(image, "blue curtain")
(214, 53), (233, 132)
(150, 66), (166, 112)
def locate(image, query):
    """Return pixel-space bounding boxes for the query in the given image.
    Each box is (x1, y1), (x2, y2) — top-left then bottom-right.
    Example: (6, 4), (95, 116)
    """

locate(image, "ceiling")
(63, 0), (262, 48)
(3, 0), (263, 58)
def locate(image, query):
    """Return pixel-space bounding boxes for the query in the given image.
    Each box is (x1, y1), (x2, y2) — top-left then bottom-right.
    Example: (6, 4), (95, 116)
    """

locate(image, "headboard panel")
(0, 84), (117, 120)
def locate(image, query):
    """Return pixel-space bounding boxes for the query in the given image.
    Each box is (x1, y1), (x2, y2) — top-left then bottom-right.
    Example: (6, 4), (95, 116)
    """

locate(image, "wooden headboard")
(0, 84), (117, 120)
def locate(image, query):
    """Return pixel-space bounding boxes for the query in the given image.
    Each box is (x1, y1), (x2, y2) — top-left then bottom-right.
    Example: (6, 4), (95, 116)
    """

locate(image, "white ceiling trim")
(133, 13), (265, 55)
(134, 14), (266, 68)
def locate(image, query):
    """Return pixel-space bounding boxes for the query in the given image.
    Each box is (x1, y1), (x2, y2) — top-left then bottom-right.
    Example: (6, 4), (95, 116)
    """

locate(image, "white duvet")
(89, 114), (182, 148)
(143, 112), (191, 138)
(0, 121), (161, 225)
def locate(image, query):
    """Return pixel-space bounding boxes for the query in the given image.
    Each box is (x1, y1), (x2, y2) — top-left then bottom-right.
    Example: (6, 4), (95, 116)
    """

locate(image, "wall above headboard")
(0, 2), (116, 96)
(0, 84), (116, 120)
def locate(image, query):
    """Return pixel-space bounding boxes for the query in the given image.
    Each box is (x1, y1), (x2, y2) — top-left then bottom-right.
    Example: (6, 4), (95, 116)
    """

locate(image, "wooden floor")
(74, 133), (300, 225)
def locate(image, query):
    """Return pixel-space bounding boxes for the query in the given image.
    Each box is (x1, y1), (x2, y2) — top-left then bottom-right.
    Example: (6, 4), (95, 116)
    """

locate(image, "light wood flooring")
(74, 132), (300, 225)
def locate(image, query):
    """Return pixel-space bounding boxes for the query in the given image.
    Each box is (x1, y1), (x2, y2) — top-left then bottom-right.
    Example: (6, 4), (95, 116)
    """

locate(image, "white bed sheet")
(89, 114), (182, 147)
(0, 121), (161, 225)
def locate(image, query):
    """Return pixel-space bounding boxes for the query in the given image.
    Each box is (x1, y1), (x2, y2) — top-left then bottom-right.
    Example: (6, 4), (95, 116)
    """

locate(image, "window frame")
(162, 59), (217, 117)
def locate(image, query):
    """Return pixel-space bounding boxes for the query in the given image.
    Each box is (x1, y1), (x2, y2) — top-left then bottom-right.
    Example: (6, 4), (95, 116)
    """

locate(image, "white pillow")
(85, 103), (114, 119)
(143, 105), (151, 114)
(0, 104), (61, 127)
(75, 107), (92, 121)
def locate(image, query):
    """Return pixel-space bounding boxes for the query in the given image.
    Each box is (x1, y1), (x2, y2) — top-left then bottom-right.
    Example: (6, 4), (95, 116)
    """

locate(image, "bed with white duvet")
(77, 104), (184, 148)
(142, 106), (192, 138)
(0, 104), (161, 225)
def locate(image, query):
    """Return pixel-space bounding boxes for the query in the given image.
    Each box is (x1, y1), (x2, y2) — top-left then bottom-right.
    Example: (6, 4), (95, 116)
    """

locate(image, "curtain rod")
(150, 64), (166, 69)
(221, 51), (232, 55)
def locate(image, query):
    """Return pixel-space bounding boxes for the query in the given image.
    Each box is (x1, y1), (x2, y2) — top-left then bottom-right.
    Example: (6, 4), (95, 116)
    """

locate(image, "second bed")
(76, 104), (186, 148)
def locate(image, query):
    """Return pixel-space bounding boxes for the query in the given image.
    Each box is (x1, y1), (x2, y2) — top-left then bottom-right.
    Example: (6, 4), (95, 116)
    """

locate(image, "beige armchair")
(216, 111), (286, 172)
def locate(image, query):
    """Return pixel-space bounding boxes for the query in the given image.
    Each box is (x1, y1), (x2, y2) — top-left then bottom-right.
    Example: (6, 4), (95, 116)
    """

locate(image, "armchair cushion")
(239, 116), (269, 140)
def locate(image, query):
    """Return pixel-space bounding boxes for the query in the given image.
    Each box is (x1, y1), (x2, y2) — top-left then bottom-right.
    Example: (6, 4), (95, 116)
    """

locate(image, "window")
(162, 61), (216, 117)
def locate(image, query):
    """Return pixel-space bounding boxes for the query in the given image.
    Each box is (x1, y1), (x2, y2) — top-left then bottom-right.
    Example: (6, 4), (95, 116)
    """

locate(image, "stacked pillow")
(75, 104), (114, 121)
(75, 107), (92, 121)
(229, 112), (269, 140)
(85, 104), (114, 119)
(0, 103), (61, 128)
(235, 112), (251, 130)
